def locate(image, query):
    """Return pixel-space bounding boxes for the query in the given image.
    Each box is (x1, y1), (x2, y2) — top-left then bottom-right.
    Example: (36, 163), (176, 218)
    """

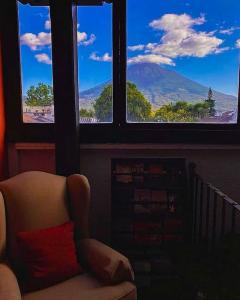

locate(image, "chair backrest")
(0, 171), (90, 272)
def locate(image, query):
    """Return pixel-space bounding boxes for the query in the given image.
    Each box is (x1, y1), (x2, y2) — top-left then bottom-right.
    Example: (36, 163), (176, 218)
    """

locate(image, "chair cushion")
(17, 222), (83, 292)
(23, 273), (137, 300)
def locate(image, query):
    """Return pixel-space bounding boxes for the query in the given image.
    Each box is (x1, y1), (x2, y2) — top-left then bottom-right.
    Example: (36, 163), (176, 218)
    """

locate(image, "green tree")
(204, 87), (216, 116)
(192, 102), (209, 119)
(154, 102), (195, 122)
(153, 100), (214, 122)
(25, 83), (53, 107)
(171, 101), (192, 113)
(94, 82), (152, 122)
(93, 85), (113, 122)
(127, 82), (151, 122)
(79, 108), (95, 118)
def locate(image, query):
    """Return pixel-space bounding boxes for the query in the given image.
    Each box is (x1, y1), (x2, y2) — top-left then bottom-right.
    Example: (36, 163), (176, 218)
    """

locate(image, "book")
(168, 193), (177, 213)
(115, 174), (133, 183)
(164, 219), (183, 233)
(134, 189), (151, 202)
(151, 257), (176, 275)
(132, 163), (144, 174)
(151, 190), (167, 203)
(133, 175), (144, 184)
(115, 164), (132, 174)
(150, 203), (168, 213)
(148, 163), (165, 174)
(134, 204), (151, 214)
(134, 222), (163, 243)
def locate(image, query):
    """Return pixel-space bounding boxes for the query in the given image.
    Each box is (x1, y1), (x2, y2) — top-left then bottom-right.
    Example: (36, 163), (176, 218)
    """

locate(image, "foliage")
(191, 101), (210, 119)
(79, 108), (95, 118)
(154, 98), (214, 122)
(204, 87), (216, 116)
(127, 82), (151, 122)
(94, 82), (152, 122)
(154, 103), (195, 122)
(25, 83), (53, 107)
(91, 84), (216, 123)
(93, 85), (113, 122)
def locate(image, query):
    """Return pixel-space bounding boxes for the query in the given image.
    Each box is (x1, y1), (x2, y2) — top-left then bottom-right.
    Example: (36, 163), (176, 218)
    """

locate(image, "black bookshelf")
(111, 158), (188, 288)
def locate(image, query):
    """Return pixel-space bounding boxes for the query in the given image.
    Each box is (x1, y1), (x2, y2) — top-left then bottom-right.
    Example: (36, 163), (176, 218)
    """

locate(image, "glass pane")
(18, 2), (54, 123)
(127, 0), (239, 123)
(78, 4), (112, 124)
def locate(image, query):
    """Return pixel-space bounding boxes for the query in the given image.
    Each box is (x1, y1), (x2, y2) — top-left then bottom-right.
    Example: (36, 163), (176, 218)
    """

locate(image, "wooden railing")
(189, 163), (240, 246)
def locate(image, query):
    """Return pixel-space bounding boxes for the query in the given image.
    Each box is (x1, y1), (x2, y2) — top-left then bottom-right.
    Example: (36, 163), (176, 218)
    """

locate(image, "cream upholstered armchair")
(0, 171), (136, 300)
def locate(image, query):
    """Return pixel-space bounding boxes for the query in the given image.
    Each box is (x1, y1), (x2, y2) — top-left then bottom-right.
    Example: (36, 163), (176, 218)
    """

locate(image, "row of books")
(113, 188), (181, 203)
(114, 163), (183, 175)
(112, 219), (183, 232)
(134, 234), (183, 244)
(133, 202), (179, 214)
(113, 235), (183, 246)
(114, 173), (184, 185)
(133, 257), (176, 275)
(114, 163), (164, 174)
(133, 256), (178, 287)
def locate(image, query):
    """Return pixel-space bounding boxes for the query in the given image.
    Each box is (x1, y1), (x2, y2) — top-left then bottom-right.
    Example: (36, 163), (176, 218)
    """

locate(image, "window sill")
(12, 142), (240, 151)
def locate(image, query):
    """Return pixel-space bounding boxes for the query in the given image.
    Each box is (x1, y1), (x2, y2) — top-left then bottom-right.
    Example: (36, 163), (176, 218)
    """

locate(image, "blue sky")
(19, 0), (240, 96)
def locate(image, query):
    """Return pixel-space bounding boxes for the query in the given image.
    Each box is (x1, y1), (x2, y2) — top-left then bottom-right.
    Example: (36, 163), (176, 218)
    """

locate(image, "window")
(127, 0), (239, 124)
(18, 2), (54, 123)
(78, 4), (113, 124)
(2, 0), (240, 144)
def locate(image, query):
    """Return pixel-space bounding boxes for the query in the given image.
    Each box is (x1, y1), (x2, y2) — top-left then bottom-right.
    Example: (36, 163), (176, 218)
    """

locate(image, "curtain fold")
(0, 43), (6, 180)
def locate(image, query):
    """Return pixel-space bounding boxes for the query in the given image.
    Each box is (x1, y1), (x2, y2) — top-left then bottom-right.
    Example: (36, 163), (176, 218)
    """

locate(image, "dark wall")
(8, 143), (240, 242)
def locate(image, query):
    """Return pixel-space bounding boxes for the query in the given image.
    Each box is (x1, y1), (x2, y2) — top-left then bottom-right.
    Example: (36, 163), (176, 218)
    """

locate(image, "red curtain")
(0, 44), (6, 180)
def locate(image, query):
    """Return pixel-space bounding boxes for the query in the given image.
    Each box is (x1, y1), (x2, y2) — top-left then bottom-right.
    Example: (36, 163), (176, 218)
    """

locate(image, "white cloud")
(35, 53), (52, 64)
(150, 13), (205, 31)
(219, 26), (240, 35)
(127, 54), (175, 66)
(128, 44), (145, 51)
(236, 39), (240, 48)
(20, 32), (51, 51)
(147, 14), (226, 59)
(21, 22), (96, 51)
(214, 46), (230, 54)
(145, 43), (158, 51)
(90, 52), (112, 62)
(82, 34), (96, 46)
(44, 20), (51, 30)
(77, 32), (96, 46)
(77, 31), (87, 43)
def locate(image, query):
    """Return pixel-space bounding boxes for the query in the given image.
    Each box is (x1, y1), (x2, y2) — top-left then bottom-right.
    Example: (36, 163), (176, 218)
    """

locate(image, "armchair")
(0, 171), (136, 300)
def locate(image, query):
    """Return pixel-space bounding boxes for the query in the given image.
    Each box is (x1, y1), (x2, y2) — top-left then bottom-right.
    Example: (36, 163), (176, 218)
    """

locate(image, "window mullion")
(50, 0), (80, 176)
(113, 0), (126, 127)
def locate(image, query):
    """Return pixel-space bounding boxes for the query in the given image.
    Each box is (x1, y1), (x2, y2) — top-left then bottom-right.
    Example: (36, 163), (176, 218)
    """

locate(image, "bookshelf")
(111, 158), (188, 288)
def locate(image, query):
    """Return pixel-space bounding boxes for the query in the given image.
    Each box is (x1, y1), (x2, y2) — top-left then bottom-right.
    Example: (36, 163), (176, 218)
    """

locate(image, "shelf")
(111, 158), (187, 264)
(113, 200), (169, 205)
(112, 212), (183, 220)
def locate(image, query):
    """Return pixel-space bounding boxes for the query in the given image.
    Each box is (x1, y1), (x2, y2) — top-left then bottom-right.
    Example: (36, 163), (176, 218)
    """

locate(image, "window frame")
(2, 0), (240, 144)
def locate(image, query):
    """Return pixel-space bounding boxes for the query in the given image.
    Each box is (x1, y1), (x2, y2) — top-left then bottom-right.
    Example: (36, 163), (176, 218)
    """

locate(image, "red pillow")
(17, 221), (83, 292)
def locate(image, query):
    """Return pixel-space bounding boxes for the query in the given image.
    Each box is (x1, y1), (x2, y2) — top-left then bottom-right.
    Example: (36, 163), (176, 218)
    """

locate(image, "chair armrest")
(0, 263), (21, 300)
(79, 239), (134, 285)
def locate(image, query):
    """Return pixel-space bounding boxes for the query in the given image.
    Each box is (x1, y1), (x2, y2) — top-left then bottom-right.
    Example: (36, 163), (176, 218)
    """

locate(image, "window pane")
(127, 0), (239, 123)
(18, 2), (54, 123)
(78, 4), (112, 124)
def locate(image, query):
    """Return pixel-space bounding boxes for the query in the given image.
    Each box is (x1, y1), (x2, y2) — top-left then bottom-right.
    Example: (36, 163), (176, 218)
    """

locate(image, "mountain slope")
(80, 63), (237, 112)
